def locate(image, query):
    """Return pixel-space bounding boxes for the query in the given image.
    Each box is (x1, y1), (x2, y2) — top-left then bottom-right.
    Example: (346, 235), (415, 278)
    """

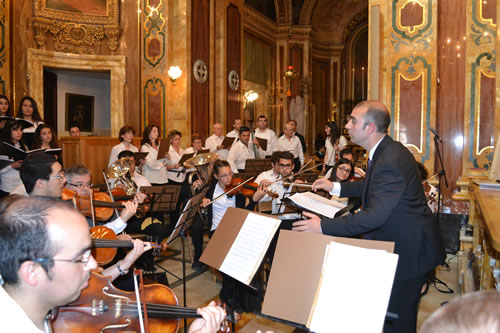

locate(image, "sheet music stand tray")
(140, 185), (181, 213)
(244, 158), (272, 178)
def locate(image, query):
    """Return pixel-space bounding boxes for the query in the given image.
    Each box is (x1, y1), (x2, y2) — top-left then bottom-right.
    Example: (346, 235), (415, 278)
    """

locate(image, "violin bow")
(205, 176), (255, 207)
(269, 162), (323, 186)
(102, 170), (120, 218)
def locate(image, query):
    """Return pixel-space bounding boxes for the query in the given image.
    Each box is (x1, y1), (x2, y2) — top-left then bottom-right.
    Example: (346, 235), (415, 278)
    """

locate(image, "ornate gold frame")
(32, 0), (120, 54)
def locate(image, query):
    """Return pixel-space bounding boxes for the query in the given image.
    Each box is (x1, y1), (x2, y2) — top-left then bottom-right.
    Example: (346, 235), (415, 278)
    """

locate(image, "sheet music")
(307, 241), (398, 333)
(219, 212), (281, 285)
(289, 191), (345, 218)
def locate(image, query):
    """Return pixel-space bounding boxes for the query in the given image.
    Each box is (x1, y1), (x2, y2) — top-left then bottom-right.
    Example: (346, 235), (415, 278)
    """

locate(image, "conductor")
(293, 100), (445, 333)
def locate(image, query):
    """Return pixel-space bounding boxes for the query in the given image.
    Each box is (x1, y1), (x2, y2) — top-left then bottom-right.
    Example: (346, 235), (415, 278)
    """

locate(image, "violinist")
(65, 164), (139, 234)
(201, 159), (264, 313)
(324, 158), (361, 212)
(13, 152), (64, 197)
(254, 151), (281, 185)
(0, 195), (226, 333)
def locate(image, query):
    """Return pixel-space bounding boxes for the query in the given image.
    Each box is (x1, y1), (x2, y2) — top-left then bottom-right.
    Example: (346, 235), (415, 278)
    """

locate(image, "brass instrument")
(184, 152), (218, 192)
(105, 157), (137, 195)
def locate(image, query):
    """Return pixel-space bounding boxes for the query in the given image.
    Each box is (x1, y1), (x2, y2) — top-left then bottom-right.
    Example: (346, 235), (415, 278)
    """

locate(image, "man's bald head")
(355, 100), (391, 134)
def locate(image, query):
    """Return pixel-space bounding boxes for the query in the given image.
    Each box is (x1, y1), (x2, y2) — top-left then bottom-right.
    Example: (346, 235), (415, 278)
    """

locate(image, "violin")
(62, 188), (125, 222)
(225, 177), (279, 199)
(90, 226), (166, 265)
(51, 272), (204, 333)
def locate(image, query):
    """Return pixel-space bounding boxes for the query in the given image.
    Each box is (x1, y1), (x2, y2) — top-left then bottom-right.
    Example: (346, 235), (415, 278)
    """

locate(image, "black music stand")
(244, 158), (272, 178)
(139, 185), (181, 284)
(166, 187), (208, 331)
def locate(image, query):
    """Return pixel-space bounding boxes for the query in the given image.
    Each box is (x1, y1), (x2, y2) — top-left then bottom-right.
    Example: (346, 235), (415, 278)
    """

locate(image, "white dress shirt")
(205, 134), (229, 160)
(140, 143), (168, 184)
(0, 165), (22, 193)
(109, 142), (138, 166)
(278, 134), (304, 165)
(0, 286), (43, 333)
(227, 140), (255, 173)
(211, 182), (236, 231)
(254, 128), (278, 158)
(255, 168), (280, 185)
(166, 146), (186, 182)
(325, 135), (348, 166)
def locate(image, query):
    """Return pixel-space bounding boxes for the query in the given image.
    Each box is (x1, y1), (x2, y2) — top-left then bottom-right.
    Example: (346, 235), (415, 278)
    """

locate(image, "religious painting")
(65, 93), (94, 132)
(45, 0), (107, 16)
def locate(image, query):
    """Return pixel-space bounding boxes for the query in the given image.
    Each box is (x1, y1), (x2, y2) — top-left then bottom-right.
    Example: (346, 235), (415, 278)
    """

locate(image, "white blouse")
(140, 143), (168, 184)
(166, 146), (186, 182)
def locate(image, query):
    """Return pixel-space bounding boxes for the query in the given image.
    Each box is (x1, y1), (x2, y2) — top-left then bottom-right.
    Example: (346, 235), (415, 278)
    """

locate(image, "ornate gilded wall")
(0, 0), (9, 97)
(372, 0), (438, 172)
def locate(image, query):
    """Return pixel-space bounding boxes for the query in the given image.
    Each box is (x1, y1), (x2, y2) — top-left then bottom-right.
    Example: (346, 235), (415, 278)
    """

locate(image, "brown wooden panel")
(312, 58), (329, 129)
(436, 0), (466, 207)
(226, 4), (241, 129)
(399, 75), (422, 148)
(289, 45), (303, 98)
(147, 92), (162, 128)
(482, 0), (496, 22)
(333, 62), (338, 102)
(479, 73), (495, 150)
(191, 0), (210, 139)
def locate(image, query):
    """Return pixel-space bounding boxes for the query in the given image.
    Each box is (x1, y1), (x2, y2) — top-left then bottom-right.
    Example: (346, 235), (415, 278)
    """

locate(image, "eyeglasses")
(279, 163), (293, 168)
(68, 182), (93, 189)
(48, 171), (65, 180)
(32, 249), (92, 265)
(338, 166), (352, 173)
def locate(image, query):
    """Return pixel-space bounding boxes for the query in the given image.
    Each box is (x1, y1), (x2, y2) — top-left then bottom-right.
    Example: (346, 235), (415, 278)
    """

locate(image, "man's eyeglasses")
(279, 163), (293, 168)
(48, 171), (65, 180)
(68, 182), (93, 189)
(32, 249), (92, 265)
(338, 166), (352, 173)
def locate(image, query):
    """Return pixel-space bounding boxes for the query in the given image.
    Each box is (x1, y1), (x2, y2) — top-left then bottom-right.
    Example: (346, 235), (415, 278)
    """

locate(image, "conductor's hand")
(188, 301), (226, 333)
(312, 178), (333, 192)
(202, 198), (210, 207)
(292, 212), (322, 234)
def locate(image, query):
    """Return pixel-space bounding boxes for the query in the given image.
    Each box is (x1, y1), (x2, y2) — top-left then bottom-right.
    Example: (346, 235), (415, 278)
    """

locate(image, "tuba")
(105, 157), (137, 195)
(184, 152), (218, 191)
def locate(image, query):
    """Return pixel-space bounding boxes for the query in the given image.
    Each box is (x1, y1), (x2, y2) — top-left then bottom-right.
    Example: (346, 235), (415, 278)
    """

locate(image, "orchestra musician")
(201, 160), (264, 313)
(0, 195), (225, 333)
(255, 151), (282, 185)
(339, 147), (366, 177)
(14, 153), (64, 198)
(293, 100), (446, 333)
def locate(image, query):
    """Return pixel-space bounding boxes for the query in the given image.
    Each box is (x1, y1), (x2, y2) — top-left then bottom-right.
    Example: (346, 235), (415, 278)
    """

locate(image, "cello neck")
(91, 239), (134, 249)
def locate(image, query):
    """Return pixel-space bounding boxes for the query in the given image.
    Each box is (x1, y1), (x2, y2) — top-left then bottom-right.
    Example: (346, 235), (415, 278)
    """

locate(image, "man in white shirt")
(255, 151), (282, 185)
(278, 123), (304, 172)
(254, 115), (278, 158)
(226, 118), (242, 139)
(0, 196), (98, 332)
(227, 126), (255, 173)
(205, 123), (229, 160)
(16, 153), (65, 198)
(65, 164), (139, 234)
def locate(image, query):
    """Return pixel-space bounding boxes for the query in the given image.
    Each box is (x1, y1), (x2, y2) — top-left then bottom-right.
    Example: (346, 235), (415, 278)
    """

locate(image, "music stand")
(244, 158), (272, 178)
(139, 185), (181, 284)
(165, 187), (208, 330)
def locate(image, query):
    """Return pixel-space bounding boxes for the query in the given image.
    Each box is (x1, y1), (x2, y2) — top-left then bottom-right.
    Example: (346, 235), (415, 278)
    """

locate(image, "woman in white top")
(108, 125), (139, 166)
(16, 96), (44, 149)
(322, 121), (347, 174)
(0, 120), (28, 197)
(166, 130), (186, 183)
(140, 124), (169, 185)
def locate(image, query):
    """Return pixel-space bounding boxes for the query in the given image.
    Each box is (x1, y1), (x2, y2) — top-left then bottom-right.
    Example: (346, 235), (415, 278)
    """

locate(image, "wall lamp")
(168, 66), (182, 85)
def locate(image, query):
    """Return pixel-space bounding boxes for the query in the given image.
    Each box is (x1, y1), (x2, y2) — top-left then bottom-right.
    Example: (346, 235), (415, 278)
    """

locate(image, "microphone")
(429, 127), (442, 142)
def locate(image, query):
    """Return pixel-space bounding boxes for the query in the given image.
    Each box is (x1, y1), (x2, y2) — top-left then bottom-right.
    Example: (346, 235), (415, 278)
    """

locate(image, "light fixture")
(243, 90), (258, 109)
(168, 66), (182, 84)
(283, 65), (297, 97)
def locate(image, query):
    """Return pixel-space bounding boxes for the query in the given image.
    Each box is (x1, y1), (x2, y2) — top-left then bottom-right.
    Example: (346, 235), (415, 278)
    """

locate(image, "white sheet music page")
(219, 213), (281, 285)
(307, 241), (399, 333)
(289, 191), (345, 218)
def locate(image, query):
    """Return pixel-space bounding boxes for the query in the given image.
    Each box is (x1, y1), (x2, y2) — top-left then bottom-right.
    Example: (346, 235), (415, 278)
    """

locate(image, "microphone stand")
(431, 129), (449, 227)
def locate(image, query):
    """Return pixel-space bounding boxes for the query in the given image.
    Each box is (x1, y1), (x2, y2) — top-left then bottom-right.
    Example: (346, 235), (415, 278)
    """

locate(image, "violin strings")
(101, 301), (199, 315)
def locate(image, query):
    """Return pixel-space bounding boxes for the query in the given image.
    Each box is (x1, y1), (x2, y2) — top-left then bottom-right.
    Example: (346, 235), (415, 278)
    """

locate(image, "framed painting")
(34, 0), (119, 25)
(66, 93), (94, 132)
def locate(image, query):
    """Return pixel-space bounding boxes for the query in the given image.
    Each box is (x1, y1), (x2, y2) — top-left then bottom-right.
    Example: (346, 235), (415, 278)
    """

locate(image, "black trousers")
(384, 274), (426, 333)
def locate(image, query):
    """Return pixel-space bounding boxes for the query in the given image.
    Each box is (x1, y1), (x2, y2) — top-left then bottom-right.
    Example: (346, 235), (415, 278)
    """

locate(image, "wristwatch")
(116, 262), (129, 276)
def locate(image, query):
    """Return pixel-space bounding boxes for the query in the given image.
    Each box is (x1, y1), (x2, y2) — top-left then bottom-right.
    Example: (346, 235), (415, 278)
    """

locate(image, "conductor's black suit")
(320, 135), (445, 333)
